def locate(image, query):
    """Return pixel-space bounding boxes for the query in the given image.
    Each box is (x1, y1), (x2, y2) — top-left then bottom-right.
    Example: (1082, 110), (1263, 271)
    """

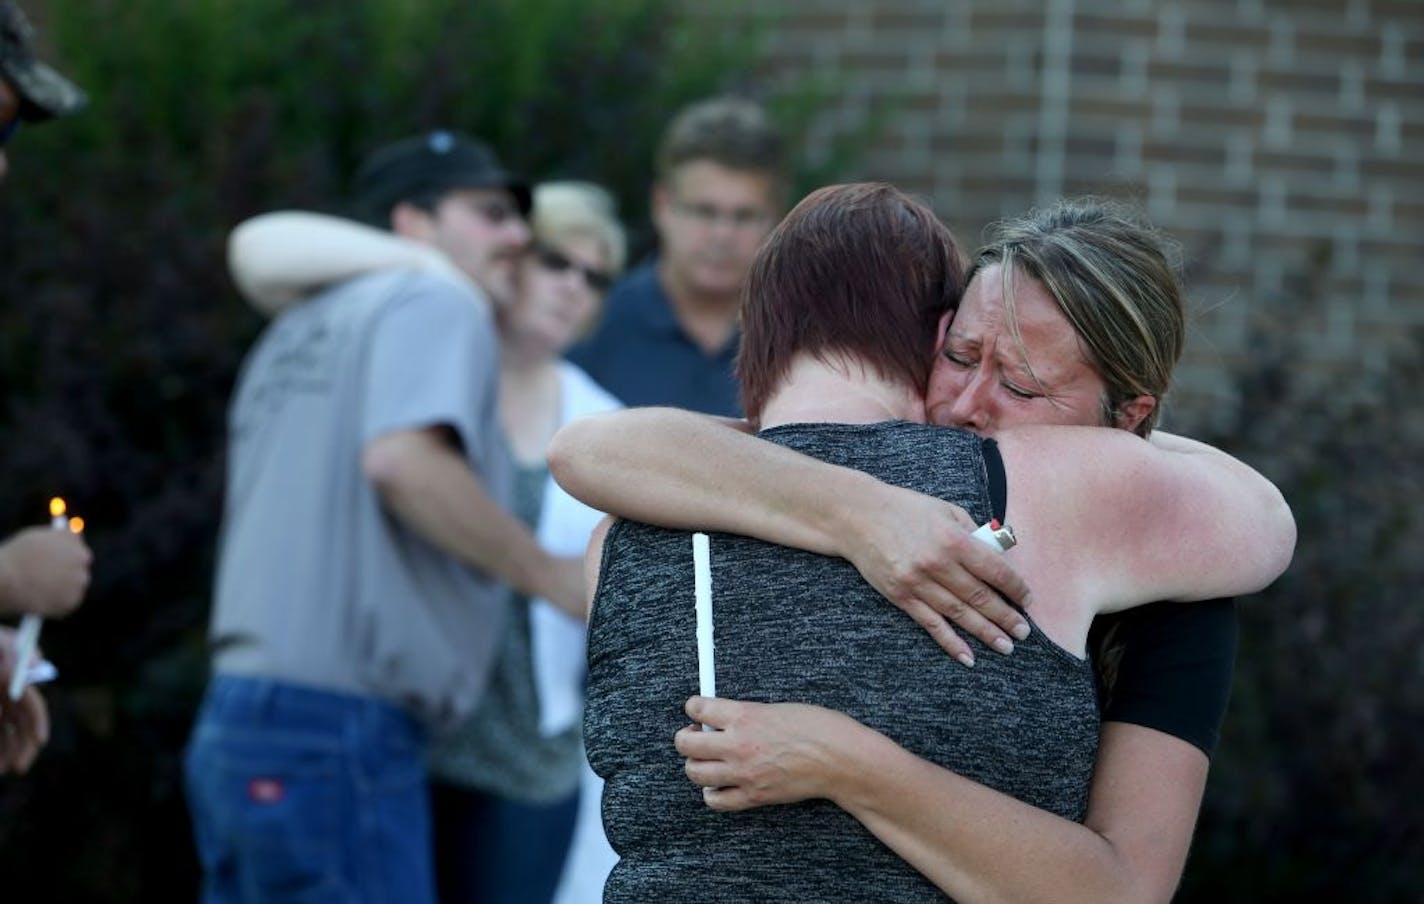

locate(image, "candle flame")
(49, 497), (66, 518)
(68, 517), (85, 534)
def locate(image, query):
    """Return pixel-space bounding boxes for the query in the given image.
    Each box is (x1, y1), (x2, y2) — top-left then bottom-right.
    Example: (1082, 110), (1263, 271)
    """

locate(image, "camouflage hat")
(0, 2), (86, 122)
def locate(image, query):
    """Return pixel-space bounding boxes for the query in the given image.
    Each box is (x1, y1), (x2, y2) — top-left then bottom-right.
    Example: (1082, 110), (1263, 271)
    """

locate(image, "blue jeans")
(430, 780), (580, 904)
(184, 675), (433, 904)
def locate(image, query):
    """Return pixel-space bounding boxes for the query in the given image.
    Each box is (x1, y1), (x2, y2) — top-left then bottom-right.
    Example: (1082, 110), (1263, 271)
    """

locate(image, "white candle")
(692, 532), (716, 728)
(7, 616), (40, 701)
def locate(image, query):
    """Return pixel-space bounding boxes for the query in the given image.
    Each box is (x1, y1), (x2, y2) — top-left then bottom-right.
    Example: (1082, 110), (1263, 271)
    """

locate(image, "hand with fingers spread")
(0, 626), (50, 775)
(838, 481), (1031, 667)
(675, 696), (863, 812)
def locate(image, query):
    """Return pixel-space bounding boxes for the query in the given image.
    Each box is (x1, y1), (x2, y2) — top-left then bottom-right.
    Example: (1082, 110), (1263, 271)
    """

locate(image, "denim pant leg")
(351, 698), (435, 904)
(431, 781), (579, 904)
(183, 676), (433, 904)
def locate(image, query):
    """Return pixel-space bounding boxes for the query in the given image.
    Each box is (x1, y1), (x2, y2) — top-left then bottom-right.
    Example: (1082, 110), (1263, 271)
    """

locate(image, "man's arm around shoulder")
(363, 427), (584, 618)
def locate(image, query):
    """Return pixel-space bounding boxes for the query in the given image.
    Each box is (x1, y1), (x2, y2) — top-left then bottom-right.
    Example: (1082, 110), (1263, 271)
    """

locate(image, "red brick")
(1139, 140), (1228, 167)
(1258, 0), (1371, 17)
(1393, 198), (1424, 222)
(1071, 12), (1159, 39)
(841, 51), (915, 70)
(1177, 103), (1267, 129)
(894, 92), (947, 113)
(772, 9), (854, 33)
(968, 9), (1047, 31)
(1071, 53), (1124, 78)
(1176, 185), (1260, 208)
(1330, 236), (1420, 259)
(1183, 22), (1272, 47)
(1072, 97), (1159, 121)
(1060, 175), (1141, 199)
(961, 92), (1041, 114)
(1313, 276), (1369, 296)
(1359, 156), (1424, 181)
(1295, 30), (1383, 58)
(1253, 150), (1337, 175)
(1372, 1), (1424, 25)
(932, 48), (1010, 70)
(869, 9), (948, 31)
(926, 132), (1008, 156)
(1146, 60), (1233, 88)
(1289, 194), (1372, 217)
(1294, 112), (1376, 140)
(960, 173), (1036, 196)
(1364, 77), (1424, 103)
(1257, 68), (1342, 94)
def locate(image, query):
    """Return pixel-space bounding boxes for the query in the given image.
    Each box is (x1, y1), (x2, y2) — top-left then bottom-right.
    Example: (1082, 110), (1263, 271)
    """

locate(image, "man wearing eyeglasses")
(569, 96), (786, 417)
(186, 131), (588, 904)
(0, 1), (91, 777)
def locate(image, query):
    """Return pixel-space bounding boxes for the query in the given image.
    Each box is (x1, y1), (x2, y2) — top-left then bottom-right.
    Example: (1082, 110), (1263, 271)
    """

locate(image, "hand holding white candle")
(6, 615), (41, 701)
(7, 498), (72, 701)
(693, 532), (716, 729)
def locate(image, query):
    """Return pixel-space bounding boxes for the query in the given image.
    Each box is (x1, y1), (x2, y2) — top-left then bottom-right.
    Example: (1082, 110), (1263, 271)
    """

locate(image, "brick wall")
(686, 0), (1423, 430)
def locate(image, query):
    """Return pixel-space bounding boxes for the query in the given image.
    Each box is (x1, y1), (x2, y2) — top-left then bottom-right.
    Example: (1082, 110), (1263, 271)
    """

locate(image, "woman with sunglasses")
(227, 182), (627, 904)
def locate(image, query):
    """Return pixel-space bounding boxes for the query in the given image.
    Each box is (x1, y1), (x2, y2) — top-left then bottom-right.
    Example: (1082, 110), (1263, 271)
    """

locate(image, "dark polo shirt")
(568, 260), (742, 416)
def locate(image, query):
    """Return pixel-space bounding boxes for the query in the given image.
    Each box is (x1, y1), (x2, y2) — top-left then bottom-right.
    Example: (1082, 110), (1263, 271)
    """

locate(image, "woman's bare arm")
(678, 698), (1205, 904)
(548, 407), (1033, 664)
(996, 426), (1295, 612)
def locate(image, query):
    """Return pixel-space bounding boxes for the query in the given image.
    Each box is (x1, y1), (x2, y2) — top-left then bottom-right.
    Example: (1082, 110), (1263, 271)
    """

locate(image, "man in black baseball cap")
(356, 129), (531, 223)
(0, 0), (87, 183)
(352, 129), (531, 308)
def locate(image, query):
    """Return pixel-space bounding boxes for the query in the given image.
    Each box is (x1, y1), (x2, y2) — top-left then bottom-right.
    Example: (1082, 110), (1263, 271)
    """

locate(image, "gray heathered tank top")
(583, 421), (1099, 902)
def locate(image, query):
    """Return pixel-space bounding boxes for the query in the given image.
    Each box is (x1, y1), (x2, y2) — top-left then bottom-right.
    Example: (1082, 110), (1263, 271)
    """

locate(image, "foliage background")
(0, 1), (1418, 900)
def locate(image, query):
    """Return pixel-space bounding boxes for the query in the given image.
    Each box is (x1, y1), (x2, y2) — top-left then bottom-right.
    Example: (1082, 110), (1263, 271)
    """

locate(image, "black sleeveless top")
(584, 422), (1099, 902)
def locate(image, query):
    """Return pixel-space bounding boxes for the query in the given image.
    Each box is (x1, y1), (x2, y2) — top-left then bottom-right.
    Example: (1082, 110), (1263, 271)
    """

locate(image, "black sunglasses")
(531, 241), (613, 293)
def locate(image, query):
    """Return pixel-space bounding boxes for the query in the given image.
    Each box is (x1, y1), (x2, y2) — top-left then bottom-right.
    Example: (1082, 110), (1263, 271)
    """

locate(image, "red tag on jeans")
(248, 777), (284, 804)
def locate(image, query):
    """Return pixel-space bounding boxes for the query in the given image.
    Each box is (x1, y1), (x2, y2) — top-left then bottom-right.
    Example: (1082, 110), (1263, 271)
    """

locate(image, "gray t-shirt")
(585, 422), (1099, 902)
(211, 269), (512, 728)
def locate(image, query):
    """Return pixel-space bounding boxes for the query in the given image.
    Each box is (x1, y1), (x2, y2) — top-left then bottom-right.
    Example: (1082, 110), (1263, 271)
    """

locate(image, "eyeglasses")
(669, 198), (772, 232)
(530, 241), (614, 293)
(0, 118), (20, 148)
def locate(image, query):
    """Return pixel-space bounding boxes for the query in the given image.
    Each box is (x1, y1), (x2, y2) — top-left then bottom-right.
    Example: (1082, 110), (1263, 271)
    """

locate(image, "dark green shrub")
(1179, 250), (1424, 901)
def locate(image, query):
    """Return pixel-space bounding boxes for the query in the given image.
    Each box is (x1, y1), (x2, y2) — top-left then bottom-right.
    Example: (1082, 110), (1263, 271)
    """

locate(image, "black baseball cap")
(0, 2), (86, 122)
(354, 129), (531, 225)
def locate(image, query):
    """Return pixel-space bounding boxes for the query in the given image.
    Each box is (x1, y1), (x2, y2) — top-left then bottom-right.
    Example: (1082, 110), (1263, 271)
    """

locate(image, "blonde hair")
(531, 180), (627, 275)
(974, 198), (1185, 436)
